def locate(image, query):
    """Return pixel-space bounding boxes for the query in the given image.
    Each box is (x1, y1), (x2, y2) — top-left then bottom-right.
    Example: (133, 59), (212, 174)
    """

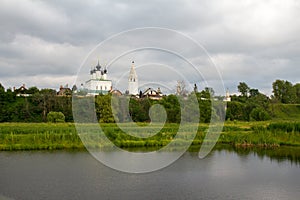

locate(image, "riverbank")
(0, 121), (300, 151)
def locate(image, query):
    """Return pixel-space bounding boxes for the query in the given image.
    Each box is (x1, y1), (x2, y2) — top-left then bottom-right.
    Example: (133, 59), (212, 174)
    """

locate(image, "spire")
(226, 88), (230, 97)
(224, 88), (231, 102)
(129, 61), (137, 81)
(128, 61), (138, 95)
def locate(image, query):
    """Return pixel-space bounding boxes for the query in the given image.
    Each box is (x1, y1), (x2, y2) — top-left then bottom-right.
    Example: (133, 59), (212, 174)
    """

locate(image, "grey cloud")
(0, 0), (299, 95)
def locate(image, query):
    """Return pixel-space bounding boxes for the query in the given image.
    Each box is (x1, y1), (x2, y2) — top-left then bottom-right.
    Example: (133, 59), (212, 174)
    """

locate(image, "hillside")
(270, 104), (300, 120)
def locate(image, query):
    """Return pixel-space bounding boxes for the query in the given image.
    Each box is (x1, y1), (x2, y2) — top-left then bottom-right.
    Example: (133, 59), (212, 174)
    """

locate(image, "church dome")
(96, 64), (101, 71)
(95, 60), (101, 71)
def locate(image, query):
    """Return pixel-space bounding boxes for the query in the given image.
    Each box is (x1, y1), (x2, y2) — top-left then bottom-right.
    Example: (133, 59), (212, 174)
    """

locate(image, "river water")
(0, 146), (299, 200)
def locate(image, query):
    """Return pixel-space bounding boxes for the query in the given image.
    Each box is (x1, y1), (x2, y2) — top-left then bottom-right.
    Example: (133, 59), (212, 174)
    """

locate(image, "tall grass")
(267, 122), (300, 133)
(1, 121), (300, 151)
(0, 123), (83, 150)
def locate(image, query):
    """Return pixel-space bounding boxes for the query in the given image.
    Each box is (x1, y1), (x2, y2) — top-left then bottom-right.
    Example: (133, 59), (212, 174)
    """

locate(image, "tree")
(161, 95), (180, 123)
(204, 87), (215, 97)
(272, 80), (296, 103)
(249, 89), (259, 97)
(0, 83), (7, 122)
(294, 83), (300, 103)
(27, 86), (39, 94)
(95, 94), (115, 123)
(176, 80), (188, 96)
(47, 111), (65, 123)
(238, 82), (250, 97)
(226, 101), (246, 121)
(272, 80), (284, 102)
(284, 81), (297, 104)
(0, 83), (4, 93)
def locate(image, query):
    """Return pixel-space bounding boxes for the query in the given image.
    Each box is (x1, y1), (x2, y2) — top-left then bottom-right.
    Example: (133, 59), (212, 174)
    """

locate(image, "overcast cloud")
(0, 0), (299, 95)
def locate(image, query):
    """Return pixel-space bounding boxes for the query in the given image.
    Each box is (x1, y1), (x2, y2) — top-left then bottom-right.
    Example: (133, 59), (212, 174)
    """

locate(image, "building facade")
(85, 61), (112, 96)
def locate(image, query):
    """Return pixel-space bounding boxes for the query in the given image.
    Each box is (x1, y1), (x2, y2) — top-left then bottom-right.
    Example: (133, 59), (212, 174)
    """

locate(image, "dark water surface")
(0, 147), (299, 200)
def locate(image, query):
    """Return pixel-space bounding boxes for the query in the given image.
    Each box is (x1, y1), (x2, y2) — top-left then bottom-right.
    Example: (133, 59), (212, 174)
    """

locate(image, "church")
(126, 61), (163, 100)
(85, 61), (112, 96)
(84, 60), (163, 99)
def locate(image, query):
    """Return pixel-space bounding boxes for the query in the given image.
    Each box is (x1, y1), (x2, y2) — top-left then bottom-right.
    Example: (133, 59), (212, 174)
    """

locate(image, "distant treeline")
(0, 79), (300, 123)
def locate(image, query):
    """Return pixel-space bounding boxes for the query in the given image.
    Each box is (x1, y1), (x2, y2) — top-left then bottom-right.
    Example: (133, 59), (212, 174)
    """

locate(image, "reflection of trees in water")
(214, 144), (300, 166)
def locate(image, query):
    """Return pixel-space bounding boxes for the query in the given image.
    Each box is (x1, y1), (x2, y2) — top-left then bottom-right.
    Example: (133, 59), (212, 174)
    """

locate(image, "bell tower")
(128, 61), (138, 95)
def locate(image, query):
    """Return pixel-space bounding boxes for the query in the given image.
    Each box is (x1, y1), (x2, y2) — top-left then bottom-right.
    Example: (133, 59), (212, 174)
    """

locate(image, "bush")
(250, 108), (271, 121)
(47, 112), (65, 123)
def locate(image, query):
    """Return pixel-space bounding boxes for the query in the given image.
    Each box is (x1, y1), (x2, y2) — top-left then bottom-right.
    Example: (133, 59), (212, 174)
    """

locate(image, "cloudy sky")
(1, 0), (300, 95)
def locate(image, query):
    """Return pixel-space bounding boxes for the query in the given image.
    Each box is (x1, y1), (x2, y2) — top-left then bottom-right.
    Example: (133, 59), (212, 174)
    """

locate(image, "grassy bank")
(270, 104), (300, 120)
(0, 121), (300, 151)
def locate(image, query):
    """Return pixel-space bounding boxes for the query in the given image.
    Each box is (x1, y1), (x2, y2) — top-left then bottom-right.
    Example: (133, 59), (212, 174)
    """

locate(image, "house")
(15, 84), (30, 97)
(110, 89), (122, 96)
(141, 87), (163, 100)
(57, 85), (72, 96)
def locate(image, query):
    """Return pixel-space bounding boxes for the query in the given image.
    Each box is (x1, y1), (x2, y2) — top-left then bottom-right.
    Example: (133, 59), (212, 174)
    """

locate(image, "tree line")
(0, 79), (299, 123)
(227, 80), (300, 121)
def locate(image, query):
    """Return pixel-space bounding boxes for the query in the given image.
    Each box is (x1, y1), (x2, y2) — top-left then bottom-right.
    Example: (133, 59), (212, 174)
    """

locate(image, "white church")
(85, 61), (112, 96)
(85, 60), (163, 99)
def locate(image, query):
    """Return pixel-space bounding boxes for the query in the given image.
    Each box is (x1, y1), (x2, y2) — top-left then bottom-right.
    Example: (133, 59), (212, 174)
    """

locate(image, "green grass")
(1, 121), (300, 151)
(0, 123), (83, 150)
(270, 104), (300, 120)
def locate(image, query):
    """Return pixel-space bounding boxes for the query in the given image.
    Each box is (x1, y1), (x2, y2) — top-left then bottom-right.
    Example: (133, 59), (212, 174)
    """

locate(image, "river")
(0, 146), (299, 200)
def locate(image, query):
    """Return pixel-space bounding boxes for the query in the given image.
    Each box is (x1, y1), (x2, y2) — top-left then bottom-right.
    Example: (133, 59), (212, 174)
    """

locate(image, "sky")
(1, 0), (300, 96)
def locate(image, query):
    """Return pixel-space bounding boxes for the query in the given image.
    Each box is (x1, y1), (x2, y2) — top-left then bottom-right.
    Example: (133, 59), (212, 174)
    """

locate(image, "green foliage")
(1, 121), (300, 151)
(47, 112), (65, 123)
(27, 87), (39, 94)
(250, 107), (271, 121)
(0, 123), (83, 150)
(238, 82), (250, 97)
(95, 94), (115, 123)
(0, 85), (73, 122)
(270, 104), (300, 120)
(129, 98), (151, 122)
(227, 82), (272, 121)
(294, 83), (300, 104)
(272, 80), (297, 103)
(161, 95), (181, 123)
(1, 80), (300, 123)
(226, 101), (246, 121)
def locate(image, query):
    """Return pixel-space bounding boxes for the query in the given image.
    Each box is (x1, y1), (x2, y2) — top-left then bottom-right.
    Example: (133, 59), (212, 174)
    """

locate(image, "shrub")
(250, 108), (271, 121)
(47, 112), (65, 123)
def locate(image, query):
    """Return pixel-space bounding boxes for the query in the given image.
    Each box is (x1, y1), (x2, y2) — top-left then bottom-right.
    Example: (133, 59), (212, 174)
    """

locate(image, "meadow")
(1, 121), (300, 151)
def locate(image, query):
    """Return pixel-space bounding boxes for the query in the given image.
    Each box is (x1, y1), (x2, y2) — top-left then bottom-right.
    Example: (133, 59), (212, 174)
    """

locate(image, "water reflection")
(212, 145), (300, 166)
(125, 144), (300, 166)
(0, 146), (299, 200)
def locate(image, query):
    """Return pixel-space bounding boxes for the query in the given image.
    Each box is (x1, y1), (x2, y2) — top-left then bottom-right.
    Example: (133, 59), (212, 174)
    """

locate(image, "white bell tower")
(128, 61), (138, 95)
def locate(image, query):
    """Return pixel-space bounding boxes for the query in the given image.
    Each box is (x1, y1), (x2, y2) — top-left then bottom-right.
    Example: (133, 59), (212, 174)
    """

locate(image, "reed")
(1, 121), (300, 151)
